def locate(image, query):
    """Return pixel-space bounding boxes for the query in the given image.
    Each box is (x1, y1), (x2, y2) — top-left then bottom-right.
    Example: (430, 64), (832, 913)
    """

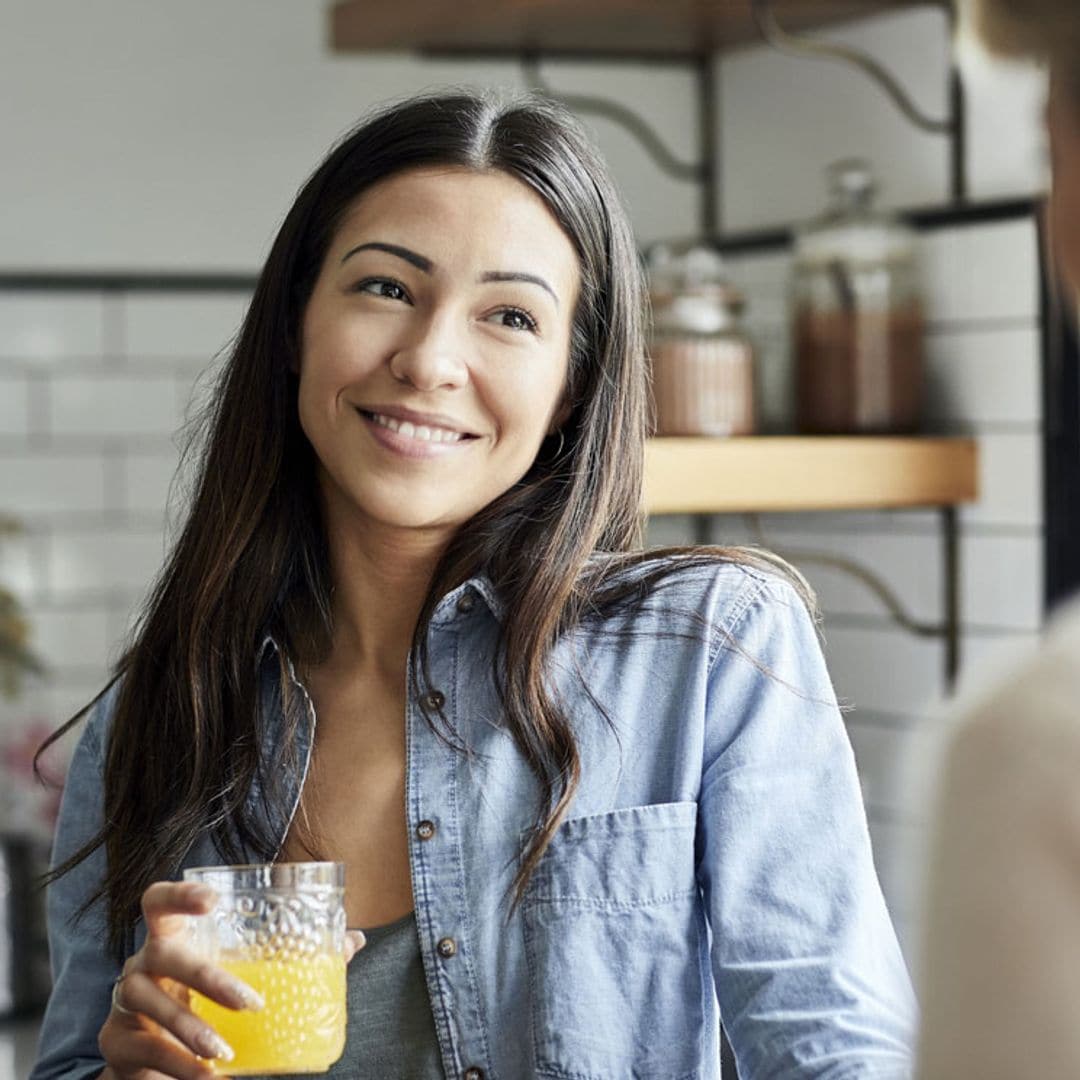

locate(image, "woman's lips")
(357, 408), (479, 458)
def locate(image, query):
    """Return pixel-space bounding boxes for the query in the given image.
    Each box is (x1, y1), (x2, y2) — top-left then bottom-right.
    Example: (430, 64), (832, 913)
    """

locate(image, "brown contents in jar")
(795, 302), (924, 434)
(650, 336), (755, 436)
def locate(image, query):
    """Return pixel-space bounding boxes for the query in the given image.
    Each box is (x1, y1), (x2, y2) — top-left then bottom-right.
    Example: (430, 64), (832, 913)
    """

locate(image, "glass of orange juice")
(183, 862), (347, 1075)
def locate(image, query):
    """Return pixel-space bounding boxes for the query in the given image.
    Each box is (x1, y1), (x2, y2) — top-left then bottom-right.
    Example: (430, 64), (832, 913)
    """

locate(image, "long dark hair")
(41, 90), (809, 957)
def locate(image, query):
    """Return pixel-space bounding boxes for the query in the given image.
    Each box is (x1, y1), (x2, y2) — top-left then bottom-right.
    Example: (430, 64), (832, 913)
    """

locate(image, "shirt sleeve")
(917, 622), (1080, 1080)
(30, 689), (118, 1080)
(696, 574), (916, 1078)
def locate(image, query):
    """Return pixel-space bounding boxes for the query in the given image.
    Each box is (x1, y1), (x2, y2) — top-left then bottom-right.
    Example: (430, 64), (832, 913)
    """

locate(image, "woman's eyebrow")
(480, 271), (559, 308)
(340, 241), (432, 272)
(339, 243), (559, 307)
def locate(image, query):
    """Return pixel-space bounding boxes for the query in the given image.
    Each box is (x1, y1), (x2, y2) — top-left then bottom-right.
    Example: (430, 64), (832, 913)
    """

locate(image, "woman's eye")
(356, 278), (409, 302)
(494, 307), (538, 333)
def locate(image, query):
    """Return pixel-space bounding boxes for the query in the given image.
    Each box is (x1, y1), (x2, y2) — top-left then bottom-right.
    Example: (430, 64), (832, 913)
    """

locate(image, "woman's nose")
(388, 312), (469, 391)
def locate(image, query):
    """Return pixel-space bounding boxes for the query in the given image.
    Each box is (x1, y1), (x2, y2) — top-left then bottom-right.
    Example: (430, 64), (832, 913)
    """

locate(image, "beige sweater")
(918, 599), (1080, 1078)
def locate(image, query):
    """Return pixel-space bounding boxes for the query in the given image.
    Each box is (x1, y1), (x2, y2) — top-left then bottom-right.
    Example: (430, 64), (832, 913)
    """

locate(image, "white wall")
(0, 1), (1053, 967)
(704, 9), (1048, 960)
(0, 0), (701, 267)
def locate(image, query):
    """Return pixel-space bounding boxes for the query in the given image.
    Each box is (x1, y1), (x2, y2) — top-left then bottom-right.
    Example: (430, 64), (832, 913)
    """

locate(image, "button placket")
(408, 641), (488, 1076)
(422, 688), (446, 711)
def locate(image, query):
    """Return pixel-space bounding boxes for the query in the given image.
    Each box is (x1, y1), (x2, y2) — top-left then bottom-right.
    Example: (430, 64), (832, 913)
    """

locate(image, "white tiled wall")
(727, 214), (1042, 952)
(0, 3), (1051, 982)
(0, 290), (251, 739)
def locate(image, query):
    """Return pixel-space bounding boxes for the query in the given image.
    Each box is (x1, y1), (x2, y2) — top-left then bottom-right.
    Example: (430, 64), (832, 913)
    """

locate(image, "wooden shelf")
(643, 436), (978, 514)
(330, 0), (924, 58)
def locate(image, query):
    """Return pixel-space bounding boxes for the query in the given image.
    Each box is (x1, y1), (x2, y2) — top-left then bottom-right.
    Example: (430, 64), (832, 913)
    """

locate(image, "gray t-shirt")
(269, 911), (444, 1079)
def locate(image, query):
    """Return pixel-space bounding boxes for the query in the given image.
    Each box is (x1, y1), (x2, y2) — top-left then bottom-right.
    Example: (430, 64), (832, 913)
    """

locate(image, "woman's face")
(298, 166), (581, 539)
(1047, 67), (1080, 297)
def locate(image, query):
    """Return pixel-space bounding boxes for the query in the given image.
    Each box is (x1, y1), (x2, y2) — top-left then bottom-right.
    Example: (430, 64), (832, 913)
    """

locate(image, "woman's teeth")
(367, 411), (466, 443)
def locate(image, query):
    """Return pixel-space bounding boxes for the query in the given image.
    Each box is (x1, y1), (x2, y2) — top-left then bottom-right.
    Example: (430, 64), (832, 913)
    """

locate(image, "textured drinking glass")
(184, 862), (347, 1075)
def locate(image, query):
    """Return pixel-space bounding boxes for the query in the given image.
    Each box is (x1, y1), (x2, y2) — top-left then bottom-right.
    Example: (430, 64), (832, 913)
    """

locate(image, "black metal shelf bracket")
(521, 55), (705, 182)
(520, 53), (721, 234)
(751, 0), (968, 201)
(741, 511), (962, 687)
(692, 509), (962, 689)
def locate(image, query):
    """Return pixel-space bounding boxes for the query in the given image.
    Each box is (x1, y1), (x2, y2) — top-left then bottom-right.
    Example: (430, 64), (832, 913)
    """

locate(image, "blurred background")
(0, 0), (1056, 1072)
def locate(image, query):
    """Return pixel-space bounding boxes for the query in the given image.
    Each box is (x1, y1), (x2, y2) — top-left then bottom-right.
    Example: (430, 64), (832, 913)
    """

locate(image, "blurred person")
(31, 90), (914, 1080)
(918, 3), (1080, 1077)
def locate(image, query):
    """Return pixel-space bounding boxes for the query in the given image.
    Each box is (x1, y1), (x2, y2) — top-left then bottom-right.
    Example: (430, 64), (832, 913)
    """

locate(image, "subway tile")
(50, 374), (181, 439)
(107, 594), (147, 654)
(847, 714), (944, 822)
(755, 509), (941, 535)
(124, 451), (184, 517)
(961, 432), (1042, 529)
(33, 679), (112, 739)
(718, 8), (951, 231)
(47, 525), (166, 594)
(917, 220), (1040, 324)
(956, 630), (1042, 701)
(774, 530), (943, 625)
(24, 603), (114, 673)
(0, 376), (30, 435)
(924, 326), (1040, 426)
(1, 453), (107, 517)
(962, 533), (1044, 631)
(645, 514), (696, 548)
(48, 679), (112, 730)
(962, 42), (1049, 202)
(0, 526), (43, 598)
(122, 293), (250, 361)
(867, 815), (928, 945)
(822, 622), (945, 715)
(0, 293), (107, 360)
(752, 521), (1041, 631)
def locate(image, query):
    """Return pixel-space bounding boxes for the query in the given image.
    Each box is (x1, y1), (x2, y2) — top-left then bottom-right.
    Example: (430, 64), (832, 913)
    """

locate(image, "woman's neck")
(319, 510), (452, 686)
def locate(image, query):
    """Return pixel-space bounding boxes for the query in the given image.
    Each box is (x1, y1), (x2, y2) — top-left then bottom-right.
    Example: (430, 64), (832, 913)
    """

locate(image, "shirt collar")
(257, 572), (504, 664)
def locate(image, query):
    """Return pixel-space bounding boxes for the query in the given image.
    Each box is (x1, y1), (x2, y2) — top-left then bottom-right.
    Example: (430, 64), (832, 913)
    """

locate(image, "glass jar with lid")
(792, 159), (924, 434)
(647, 244), (756, 437)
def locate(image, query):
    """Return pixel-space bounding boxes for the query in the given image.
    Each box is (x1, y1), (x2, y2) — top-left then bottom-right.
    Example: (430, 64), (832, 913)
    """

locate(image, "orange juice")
(190, 952), (346, 1075)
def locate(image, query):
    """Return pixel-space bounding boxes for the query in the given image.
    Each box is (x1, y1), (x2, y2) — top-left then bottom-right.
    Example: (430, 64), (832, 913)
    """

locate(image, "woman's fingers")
(99, 1019), (221, 1080)
(137, 936), (263, 1011)
(140, 881), (217, 941)
(345, 929), (366, 963)
(111, 968), (237, 1065)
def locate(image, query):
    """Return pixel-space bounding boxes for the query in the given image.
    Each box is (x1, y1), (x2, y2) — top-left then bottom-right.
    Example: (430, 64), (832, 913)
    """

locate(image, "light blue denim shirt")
(33, 559), (915, 1079)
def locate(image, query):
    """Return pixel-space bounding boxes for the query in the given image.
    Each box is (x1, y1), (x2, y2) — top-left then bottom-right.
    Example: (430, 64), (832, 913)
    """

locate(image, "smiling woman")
(298, 167), (578, 534)
(31, 91), (914, 1080)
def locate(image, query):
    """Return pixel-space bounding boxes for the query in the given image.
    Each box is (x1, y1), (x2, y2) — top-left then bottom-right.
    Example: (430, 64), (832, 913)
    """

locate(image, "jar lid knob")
(827, 158), (877, 210)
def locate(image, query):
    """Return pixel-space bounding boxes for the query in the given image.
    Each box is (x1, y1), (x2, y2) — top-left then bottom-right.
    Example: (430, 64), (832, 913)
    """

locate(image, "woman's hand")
(97, 880), (257, 1080)
(97, 880), (364, 1079)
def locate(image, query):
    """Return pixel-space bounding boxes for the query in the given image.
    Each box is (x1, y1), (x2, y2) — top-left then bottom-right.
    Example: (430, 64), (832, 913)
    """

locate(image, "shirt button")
(436, 936), (457, 959)
(416, 819), (436, 841)
(422, 689), (445, 711)
(456, 591), (476, 613)
(464, 1069), (484, 1080)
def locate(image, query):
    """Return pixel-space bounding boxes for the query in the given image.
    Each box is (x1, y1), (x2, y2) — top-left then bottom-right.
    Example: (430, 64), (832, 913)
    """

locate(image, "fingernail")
(187, 883), (215, 905)
(197, 1029), (234, 1062)
(229, 977), (264, 1011)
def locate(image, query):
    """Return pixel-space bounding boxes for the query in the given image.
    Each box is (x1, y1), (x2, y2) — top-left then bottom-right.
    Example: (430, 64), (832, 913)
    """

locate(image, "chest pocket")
(521, 801), (705, 1080)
